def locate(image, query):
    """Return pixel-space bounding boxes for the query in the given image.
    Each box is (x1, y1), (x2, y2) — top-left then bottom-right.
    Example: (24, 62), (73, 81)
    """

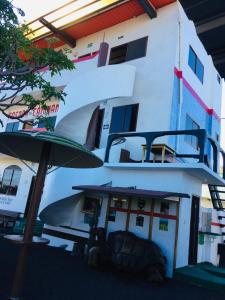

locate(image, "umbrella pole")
(10, 142), (51, 300)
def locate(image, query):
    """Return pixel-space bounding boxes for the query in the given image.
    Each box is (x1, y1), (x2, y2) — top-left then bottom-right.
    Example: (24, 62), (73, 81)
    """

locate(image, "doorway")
(94, 108), (104, 148)
(188, 196), (200, 265)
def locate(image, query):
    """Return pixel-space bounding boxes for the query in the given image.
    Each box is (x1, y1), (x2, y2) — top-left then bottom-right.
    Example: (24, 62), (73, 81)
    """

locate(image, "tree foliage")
(0, 0), (75, 127)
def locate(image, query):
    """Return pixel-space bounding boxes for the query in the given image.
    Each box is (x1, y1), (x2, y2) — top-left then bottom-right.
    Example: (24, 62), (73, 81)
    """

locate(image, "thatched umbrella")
(0, 130), (103, 300)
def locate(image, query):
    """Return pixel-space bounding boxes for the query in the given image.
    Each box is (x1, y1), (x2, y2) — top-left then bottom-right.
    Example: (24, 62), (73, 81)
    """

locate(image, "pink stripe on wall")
(211, 222), (225, 228)
(174, 67), (220, 122)
(39, 51), (100, 73)
(0, 52), (100, 86)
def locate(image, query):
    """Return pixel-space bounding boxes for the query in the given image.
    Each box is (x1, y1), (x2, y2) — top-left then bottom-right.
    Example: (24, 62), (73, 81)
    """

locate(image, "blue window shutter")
(110, 106), (126, 133)
(123, 105), (132, 132)
(188, 47), (196, 72)
(196, 59), (204, 83)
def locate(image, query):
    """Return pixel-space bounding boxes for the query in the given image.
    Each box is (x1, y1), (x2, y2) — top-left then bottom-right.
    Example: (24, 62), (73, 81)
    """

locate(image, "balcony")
(55, 64), (136, 131)
(104, 129), (225, 185)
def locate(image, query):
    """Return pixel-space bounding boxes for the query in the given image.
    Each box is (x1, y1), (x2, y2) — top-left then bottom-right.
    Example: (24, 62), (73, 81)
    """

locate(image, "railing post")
(145, 133), (157, 162)
(221, 151), (225, 180)
(198, 130), (206, 163)
(104, 133), (118, 162)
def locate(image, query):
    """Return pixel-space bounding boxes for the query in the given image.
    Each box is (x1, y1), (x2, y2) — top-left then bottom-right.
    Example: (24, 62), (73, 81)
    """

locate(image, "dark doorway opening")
(188, 195), (200, 265)
(95, 109), (104, 148)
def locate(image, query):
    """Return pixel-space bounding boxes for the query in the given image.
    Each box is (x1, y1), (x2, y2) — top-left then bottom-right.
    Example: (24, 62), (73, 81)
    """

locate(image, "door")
(94, 108), (104, 148)
(188, 196), (200, 265)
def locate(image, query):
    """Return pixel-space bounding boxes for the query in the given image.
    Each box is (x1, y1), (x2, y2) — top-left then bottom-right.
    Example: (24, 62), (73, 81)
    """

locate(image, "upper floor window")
(188, 46), (204, 83)
(38, 116), (57, 131)
(5, 122), (19, 132)
(110, 104), (139, 133)
(109, 37), (148, 65)
(23, 120), (33, 130)
(0, 165), (22, 196)
(184, 114), (200, 149)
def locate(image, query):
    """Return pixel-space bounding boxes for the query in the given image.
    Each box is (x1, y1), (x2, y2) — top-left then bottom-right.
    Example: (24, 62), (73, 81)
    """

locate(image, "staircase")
(208, 185), (225, 211)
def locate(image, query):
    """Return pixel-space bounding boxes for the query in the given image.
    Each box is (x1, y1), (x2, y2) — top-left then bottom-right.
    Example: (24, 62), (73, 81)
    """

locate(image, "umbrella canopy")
(1, 131), (103, 299)
(0, 130), (102, 168)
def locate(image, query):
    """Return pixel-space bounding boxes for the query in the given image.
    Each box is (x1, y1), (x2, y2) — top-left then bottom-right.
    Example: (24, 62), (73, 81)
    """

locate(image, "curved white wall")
(55, 64), (136, 139)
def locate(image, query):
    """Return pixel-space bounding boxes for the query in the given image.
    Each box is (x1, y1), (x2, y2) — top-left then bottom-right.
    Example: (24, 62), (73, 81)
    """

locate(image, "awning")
(72, 185), (190, 199)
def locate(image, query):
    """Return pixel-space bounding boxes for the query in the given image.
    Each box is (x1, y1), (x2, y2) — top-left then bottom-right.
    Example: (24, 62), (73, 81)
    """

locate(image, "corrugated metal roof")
(73, 185), (190, 199)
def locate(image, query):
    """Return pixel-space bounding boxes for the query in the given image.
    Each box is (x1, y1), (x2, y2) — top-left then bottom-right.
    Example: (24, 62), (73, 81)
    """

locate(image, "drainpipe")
(175, 7), (183, 152)
(97, 42), (109, 67)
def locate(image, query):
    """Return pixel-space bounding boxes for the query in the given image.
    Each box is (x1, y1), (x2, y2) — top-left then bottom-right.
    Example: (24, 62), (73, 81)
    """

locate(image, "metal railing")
(104, 129), (225, 179)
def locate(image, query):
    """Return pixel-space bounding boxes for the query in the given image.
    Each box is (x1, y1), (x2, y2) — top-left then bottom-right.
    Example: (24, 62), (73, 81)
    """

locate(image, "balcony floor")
(104, 162), (225, 186)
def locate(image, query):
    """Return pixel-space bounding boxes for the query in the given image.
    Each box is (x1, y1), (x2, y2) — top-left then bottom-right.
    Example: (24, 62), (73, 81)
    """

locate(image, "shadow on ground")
(0, 237), (223, 300)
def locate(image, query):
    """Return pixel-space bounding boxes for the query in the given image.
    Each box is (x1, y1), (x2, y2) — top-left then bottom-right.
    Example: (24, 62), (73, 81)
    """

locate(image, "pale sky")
(13, 0), (225, 147)
(13, 0), (69, 22)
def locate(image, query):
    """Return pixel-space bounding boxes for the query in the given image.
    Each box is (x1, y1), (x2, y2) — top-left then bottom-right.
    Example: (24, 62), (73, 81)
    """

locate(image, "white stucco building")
(0, 0), (225, 277)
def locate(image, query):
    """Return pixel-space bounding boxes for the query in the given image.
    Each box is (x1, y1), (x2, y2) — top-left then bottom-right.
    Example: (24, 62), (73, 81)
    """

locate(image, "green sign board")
(13, 218), (43, 237)
(159, 218), (168, 231)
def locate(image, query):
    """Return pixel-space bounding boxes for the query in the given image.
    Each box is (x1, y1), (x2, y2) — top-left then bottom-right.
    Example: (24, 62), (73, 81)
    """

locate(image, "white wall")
(178, 3), (222, 116)
(0, 156), (35, 213)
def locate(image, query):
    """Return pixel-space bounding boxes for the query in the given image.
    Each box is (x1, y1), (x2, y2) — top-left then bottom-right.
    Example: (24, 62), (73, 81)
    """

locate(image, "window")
(38, 116), (57, 131)
(188, 46), (204, 83)
(23, 120), (33, 130)
(5, 122), (19, 132)
(110, 104), (139, 133)
(109, 37), (148, 65)
(0, 165), (22, 196)
(184, 115), (200, 149)
(82, 196), (101, 225)
(78, 53), (91, 59)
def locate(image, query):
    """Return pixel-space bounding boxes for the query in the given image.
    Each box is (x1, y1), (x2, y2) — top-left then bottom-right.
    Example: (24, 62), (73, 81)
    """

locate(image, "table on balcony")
(141, 144), (175, 163)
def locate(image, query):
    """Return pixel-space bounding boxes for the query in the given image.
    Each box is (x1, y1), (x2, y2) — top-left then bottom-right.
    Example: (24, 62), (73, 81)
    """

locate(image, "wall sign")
(137, 199), (145, 210)
(103, 124), (109, 130)
(108, 210), (116, 222)
(115, 200), (123, 208)
(0, 195), (14, 205)
(7, 103), (59, 119)
(159, 218), (168, 231)
(136, 216), (144, 227)
(160, 202), (169, 214)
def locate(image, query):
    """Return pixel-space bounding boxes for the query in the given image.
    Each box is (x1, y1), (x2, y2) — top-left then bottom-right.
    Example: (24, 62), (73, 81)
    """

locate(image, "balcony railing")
(104, 129), (225, 179)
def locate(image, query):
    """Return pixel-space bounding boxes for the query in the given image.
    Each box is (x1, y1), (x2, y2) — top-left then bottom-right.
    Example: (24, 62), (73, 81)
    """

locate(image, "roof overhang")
(179, 0), (225, 78)
(27, 0), (176, 49)
(73, 185), (190, 199)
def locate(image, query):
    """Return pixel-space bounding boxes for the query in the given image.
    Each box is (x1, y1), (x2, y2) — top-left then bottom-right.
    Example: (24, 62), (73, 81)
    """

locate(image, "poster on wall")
(159, 218), (168, 231)
(0, 195), (14, 205)
(160, 202), (169, 214)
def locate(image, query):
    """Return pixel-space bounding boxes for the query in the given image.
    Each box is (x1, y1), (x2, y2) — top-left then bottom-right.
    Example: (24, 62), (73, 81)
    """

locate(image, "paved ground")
(0, 237), (224, 300)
